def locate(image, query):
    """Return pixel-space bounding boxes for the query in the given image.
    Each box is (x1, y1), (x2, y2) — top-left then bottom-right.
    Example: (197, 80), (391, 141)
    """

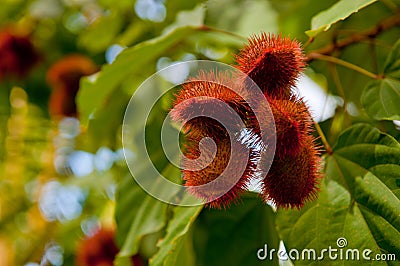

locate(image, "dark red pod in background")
(47, 54), (97, 118)
(0, 28), (40, 80)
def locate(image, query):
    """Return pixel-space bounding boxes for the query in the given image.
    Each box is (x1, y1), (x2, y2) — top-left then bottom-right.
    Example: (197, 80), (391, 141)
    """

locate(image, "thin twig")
(308, 53), (382, 79)
(314, 120), (333, 155)
(328, 63), (351, 126)
(306, 13), (400, 59)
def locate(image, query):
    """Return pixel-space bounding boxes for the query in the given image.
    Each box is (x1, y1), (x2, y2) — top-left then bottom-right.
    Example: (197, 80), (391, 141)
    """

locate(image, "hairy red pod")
(47, 54), (97, 117)
(76, 228), (144, 266)
(182, 137), (259, 209)
(261, 135), (323, 209)
(0, 29), (40, 79)
(172, 33), (322, 209)
(269, 97), (314, 157)
(235, 33), (306, 99)
(170, 71), (250, 138)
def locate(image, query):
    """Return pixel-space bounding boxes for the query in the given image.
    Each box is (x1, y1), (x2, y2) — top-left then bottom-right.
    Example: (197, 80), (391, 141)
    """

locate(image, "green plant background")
(0, 0), (399, 265)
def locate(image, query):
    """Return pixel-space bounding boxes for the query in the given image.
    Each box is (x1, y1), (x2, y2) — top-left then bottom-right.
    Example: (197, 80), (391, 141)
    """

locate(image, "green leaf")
(306, 0), (378, 37)
(114, 174), (167, 259)
(115, 166), (182, 266)
(150, 195), (203, 266)
(77, 26), (198, 125)
(78, 11), (123, 53)
(362, 39), (400, 120)
(384, 39), (400, 77)
(205, 0), (277, 37)
(162, 4), (205, 34)
(276, 124), (400, 265)
(192, 193), (280, 266)
(361, 79), (400, 120)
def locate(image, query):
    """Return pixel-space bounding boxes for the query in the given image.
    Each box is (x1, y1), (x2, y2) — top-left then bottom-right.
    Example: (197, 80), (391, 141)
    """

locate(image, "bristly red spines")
(269, 97), (314, 157)
(171, 70), (257, 209)
(182, 137), (259, 209)
(171, 70), (249, 119)
(172, 33), (323, 210)
(261, 135), (323, 209)
(235, 33), (306, 99)
(170, 70), (250, 139)
(173, 70), (243, 106)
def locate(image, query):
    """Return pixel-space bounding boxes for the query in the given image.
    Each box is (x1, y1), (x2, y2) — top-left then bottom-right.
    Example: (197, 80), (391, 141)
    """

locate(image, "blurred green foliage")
(0, 0), (399, 265)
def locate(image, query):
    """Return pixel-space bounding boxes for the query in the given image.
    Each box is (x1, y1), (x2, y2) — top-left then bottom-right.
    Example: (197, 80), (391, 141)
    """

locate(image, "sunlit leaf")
(114, 166), (181, 265)
(77, 26), (198, 125)
(150, 195), (203, 266)
(205, 0), (277, 37)
(306, 0), (378, 37)
(162, 4), (205, 34)
(78, 11), (124, 53)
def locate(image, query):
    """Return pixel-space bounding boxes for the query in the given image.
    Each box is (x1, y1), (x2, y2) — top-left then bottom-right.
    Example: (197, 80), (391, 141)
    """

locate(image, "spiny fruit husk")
(171, 70), (251, 139)
(182, 136), (259, 209)
(235, 33), (306, 99)
(246, 96), (313, 157)
(269, 97), (314, 157)
(261, 135), (323, 209)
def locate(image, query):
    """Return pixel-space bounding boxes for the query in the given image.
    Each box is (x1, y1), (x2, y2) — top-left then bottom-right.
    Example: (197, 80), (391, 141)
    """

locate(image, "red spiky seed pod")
(0, 28), (40, 79)
(76, 228), (144, 266)
(245, 96), (313, 158)
(182, 136), (259, 209)
(47, 54), (97, 117)
(170, 70), (250, 139)
(269, 97), (314, 157)
(235, 33), (306, 99)
(261, 135), (323, 209)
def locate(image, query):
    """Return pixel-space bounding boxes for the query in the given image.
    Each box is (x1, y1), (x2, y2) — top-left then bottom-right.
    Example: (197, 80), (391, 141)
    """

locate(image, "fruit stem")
(308, 53), (381, 80)
(313, 120), (333, 155)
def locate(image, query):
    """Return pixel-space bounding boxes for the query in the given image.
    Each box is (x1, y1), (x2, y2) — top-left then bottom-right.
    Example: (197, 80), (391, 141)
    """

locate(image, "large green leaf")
(77, 26), (198, 125)
(115, 96), (184, 265)
(362, 39), (400, 120)
(78, 10), (124, 53)
(306, 0), (378, 37)
(205, 0), (278, 37)
(362, 79), (400, 120)
(276, 124), (400, 265)
(115, 164), (182, 266)
(150, 195), (203, 266)
(192, 193), (280, 266)
(115, 113), (182, 265)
